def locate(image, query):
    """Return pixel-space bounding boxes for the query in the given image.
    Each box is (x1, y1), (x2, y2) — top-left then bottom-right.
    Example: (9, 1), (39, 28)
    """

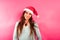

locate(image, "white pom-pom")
(37, 15), (39, 18)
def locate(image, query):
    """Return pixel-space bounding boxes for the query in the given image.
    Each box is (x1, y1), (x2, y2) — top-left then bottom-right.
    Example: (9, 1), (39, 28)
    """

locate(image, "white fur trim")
(24, 8), (33, 14)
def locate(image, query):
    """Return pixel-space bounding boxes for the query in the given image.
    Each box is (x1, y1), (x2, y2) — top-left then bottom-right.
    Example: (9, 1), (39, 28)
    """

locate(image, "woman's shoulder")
(15, 20), (20, 27)
(16, 20), (20, 23)
(34, 22), (38, 28)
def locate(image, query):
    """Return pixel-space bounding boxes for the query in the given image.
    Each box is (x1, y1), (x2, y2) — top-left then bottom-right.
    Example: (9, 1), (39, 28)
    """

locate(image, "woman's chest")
(22, 25), (30, 33)
(19, 25), (31, 38)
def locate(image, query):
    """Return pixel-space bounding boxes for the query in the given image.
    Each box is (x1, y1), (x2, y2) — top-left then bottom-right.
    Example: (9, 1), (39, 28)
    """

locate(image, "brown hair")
(17, 11), (35, 38)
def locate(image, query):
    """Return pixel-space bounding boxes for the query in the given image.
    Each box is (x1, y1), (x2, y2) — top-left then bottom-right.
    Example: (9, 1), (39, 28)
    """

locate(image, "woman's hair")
(17, 11), (35, 38)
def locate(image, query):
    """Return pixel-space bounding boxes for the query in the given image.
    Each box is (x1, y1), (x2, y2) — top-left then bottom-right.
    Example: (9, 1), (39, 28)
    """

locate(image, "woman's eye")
(25, 12), (28, 14)
(29, 13), (32, 15)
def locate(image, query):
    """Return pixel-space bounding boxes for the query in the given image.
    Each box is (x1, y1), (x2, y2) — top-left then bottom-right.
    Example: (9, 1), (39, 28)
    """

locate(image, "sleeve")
(13, 21), (19, 40)
(34, 22), (42, 40)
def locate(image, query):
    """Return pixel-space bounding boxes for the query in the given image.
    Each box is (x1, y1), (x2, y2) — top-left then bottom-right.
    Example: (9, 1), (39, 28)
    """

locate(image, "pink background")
(0, 0), (60, 40)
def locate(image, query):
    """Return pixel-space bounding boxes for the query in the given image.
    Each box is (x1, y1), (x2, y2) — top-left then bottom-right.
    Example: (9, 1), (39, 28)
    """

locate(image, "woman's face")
(24, 11), (32, 20)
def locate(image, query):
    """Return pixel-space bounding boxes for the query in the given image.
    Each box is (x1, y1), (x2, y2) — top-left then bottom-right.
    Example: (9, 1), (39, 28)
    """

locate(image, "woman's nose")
(26, 13), (29, 16)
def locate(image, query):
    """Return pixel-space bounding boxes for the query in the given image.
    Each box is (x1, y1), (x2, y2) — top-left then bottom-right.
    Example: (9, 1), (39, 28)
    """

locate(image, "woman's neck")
(25, 20), (29, 24)
(25, 20), (29, 26)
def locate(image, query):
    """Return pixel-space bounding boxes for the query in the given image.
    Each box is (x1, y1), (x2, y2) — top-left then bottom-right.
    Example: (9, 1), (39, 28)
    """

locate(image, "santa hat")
(23, 6), (39, 18)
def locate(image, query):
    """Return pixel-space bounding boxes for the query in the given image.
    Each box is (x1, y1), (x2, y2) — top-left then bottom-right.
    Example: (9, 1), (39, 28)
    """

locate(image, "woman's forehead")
(26, 11), (32, 14)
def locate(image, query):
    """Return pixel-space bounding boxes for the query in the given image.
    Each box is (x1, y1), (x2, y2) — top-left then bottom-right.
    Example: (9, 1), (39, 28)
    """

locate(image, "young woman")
(13, 6), (42, 40)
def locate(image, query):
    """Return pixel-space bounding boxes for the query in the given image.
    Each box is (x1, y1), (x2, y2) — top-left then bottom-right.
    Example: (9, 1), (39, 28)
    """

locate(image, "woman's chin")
(25, 18), (28, 20)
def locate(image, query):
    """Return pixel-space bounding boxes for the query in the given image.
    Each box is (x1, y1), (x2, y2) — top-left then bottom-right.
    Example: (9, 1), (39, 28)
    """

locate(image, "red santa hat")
(23, 6), (39, 18)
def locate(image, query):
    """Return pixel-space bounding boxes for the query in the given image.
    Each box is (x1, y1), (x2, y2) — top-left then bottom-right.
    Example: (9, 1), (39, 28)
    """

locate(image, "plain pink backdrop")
(0, 0), (60, 40)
